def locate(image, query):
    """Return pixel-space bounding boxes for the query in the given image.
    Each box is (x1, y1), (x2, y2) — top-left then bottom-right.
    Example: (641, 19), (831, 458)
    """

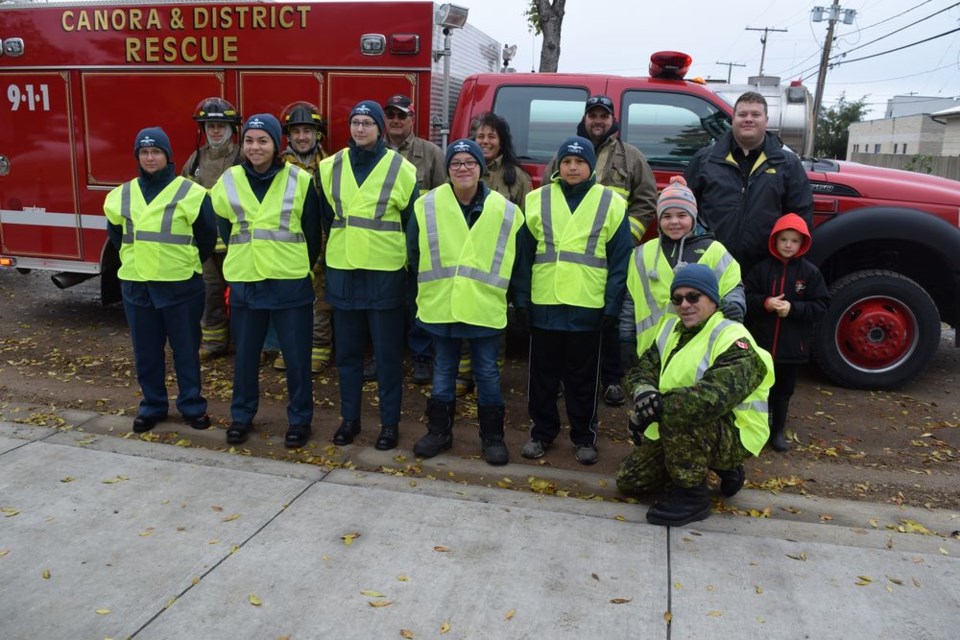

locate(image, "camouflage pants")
(616, 417), (750, 493)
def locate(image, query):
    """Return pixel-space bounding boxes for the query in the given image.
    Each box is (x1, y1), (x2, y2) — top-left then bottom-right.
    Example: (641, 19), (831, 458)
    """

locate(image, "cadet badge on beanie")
(241, 114), (282, 152)
(133, 127), (173, 163)
(648, 175), (699, 281)
(556, 135), (597, 174)
(445, 138), (486, 173)
(349, 100), (386, 136)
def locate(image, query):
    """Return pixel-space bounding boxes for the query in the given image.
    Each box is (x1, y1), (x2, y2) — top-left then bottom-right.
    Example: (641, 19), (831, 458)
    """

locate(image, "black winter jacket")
(685, 131), (813, 275)
(744, 255), (829, 364)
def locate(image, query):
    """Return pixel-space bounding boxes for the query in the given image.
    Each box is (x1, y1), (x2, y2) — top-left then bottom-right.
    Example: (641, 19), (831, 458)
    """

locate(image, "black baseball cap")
(384, 94), (415, 115)
(585, 95), (614, 115)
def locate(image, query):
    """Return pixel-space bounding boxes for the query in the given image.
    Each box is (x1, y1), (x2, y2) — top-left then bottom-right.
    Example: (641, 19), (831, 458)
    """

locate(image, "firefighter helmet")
(192, 97), (242, 126)
(281, 101), (326, 137)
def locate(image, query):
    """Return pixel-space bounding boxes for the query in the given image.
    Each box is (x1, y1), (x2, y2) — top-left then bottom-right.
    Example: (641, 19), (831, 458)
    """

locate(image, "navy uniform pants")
(231, 303), (314, 427)
(123, 288), (206, 419)
(334, 307), (405, 426)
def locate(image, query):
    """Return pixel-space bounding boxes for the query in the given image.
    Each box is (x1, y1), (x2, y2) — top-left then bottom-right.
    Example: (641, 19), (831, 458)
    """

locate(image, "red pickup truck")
(451, 53), (960, 391)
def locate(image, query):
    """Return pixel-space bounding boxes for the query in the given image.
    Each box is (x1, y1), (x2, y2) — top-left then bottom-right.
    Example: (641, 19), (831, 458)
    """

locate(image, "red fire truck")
(451, 53), (960, 390)
(0, 0), (498, 297)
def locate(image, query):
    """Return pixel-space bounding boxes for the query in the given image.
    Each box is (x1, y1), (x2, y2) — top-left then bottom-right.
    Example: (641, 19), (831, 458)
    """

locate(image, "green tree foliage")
(815, 94), (869, 159)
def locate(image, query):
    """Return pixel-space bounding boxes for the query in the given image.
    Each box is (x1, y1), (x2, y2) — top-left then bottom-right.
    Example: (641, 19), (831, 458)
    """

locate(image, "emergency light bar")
(649, 51), (692, 80)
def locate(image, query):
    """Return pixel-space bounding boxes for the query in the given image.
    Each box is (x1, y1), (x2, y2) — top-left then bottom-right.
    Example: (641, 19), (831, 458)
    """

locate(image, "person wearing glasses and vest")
(616, 263), (773, 527)
(318, 100), (417, 451)
(210, 114), (321, 449)
(626, 176), (744, 361)
(517, 136), (631, 466)
(104, 127), (217, 434)
(406, 139), (526, 465)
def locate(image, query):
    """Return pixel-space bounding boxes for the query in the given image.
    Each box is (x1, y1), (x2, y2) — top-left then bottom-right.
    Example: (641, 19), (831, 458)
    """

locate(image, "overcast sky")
(450, 0), (960, 118)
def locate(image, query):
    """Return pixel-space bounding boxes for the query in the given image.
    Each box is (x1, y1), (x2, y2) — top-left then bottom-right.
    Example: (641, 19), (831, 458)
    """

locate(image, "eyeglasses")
(350, 119), (378, 129)
(385, 111), (409, 120)
(449, 160), (479, 170)
(670, 292), (703, 306)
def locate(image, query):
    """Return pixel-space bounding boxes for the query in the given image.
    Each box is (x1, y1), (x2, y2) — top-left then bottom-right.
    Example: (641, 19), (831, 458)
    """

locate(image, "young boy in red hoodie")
(744, 213), (830, 451)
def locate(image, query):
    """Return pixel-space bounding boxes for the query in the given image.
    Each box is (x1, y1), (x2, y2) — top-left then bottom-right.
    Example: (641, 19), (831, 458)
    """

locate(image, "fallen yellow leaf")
(0, 549), (9, 557)
(755, 585), (763, 594)
(341, 532), (361, 546)
(2, 507), (21, 517)
(396, 575), (409, 582)
(400, 631), (415, 639)
(60, 477), (75, 483)
(504, 609), (515, 620)
(439, 621), (451, 634)
(614, 515), (626, 521)
(368, 600), (393, 608)
(95, 608), (111, 615)
(887, 576), (903, 585)
(664, 611), (673, 623)
(433, 545), (452, 553)
(249, 594), (262, 606)
(707, 610), (723, 617)
(360, 590), (386, 598)
(42, 569), (51, 579)
(610, 598), (632, 604)
(221, 513), (241, 522)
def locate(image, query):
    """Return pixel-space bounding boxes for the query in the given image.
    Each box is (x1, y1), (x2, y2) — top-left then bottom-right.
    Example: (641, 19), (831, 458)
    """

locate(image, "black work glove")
(633, 387), (663, 425)
(601, 314), (618, 332)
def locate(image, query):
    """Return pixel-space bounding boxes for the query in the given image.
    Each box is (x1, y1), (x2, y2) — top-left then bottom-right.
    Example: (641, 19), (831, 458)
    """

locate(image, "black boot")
(769, 396), (789, 452)
(478, 404), (509, 466)
(646, 481), (711, 527)
(713, 465), (745, 497)
(375, 425), (399, 450)
(413, 398), (454, 458)
(333, 419), (361, 445)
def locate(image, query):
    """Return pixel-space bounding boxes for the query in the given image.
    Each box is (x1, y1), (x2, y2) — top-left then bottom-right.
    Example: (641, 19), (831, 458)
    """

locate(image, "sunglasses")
(385, 110), (409, 120)
(586, 96), (613, 109)
(670, 292), (703, 305)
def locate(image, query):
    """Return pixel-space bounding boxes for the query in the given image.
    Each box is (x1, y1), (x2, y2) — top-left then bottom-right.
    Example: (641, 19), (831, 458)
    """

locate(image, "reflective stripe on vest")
(419, 189), (518, 289)
(329, 151), (404, 233)
(221, 167), (305, 245)
(104, 177), (205, 282)
(535, 187), (613, 269)
(415, 187), (521, 329)
(647, 313), (773, 455)
(631, 242), (740, 356)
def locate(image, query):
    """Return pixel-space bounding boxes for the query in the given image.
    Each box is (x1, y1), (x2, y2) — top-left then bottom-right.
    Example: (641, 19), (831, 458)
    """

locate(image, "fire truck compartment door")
(0, 72), (82, 260)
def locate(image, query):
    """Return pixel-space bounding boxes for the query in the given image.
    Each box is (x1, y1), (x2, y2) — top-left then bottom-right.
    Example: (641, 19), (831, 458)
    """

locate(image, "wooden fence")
(848, 153), (960, 182)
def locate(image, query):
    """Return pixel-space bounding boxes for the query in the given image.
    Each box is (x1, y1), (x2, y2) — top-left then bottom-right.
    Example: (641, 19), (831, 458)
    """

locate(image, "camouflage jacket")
(389, 133), (447, 194)
(626, 314), (767, 429)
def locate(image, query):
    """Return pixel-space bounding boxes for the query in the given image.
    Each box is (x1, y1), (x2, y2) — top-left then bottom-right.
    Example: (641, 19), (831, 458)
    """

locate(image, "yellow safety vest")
(103, 177), (206, 282)
(644, 313), (773, 456)
(210, 164), (313, 281)
(318, 149), (416, 271)
(524, 182), (626, 308)
(628, 241), (741, 357)
(415, 186), (523, 329)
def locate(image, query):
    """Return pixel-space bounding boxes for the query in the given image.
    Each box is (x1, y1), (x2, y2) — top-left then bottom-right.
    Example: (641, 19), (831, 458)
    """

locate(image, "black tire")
(814, 269), (940, 390)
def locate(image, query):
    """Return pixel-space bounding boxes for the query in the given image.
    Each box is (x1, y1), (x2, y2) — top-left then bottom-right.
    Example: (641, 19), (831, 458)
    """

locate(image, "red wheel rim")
(834, 295), (918, 372)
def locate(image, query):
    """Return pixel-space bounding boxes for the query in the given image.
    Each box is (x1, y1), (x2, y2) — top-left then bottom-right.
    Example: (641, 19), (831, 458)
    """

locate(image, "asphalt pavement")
(1, 409), (958, 640)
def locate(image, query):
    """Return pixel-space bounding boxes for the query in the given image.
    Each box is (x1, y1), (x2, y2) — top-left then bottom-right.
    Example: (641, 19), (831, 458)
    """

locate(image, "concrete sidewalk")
(1, 419), (958, 640)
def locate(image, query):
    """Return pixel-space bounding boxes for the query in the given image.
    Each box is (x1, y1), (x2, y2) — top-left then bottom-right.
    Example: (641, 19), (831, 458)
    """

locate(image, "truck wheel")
(814, 270), (940, 390)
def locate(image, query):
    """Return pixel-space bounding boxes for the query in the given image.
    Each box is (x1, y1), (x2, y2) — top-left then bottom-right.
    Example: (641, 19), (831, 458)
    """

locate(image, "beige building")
(933, 105), (960, 156)
(846, 115), (944, 158)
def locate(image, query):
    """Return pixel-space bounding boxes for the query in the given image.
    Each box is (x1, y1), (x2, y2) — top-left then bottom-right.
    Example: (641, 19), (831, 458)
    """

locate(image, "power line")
(829, 27), (960, 68)
(835, 2), (960, 58)
(855, 0), (934, 32)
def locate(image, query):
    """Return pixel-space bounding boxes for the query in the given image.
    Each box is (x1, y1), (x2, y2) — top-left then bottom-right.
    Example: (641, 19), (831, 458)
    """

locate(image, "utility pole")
(811, 1), (857, 144)
(716, 61), (746, 83)
(745, 26), (787, 76)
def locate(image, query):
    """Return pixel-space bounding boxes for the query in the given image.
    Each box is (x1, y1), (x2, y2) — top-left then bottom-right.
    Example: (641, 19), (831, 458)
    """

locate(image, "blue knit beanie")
(671, 263), (721, 306)
(241, 114), (282, 151)
(445, 138), (486, 173)
(349, 100), (386, 136)
(133, 127), (173, 163)
(556, 136), (596, 173)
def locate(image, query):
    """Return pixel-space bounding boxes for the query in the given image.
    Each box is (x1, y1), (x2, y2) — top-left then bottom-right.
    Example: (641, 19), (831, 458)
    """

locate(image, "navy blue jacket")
(685, 131), (813, 275)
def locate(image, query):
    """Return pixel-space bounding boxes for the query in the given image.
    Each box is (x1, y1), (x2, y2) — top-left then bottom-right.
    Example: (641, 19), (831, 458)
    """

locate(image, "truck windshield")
(491, 86), (590, 162)
(620, 91), (728, 168)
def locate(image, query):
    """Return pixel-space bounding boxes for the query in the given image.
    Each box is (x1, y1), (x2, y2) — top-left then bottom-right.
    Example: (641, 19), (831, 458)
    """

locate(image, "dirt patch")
(2, 269), (958, 511)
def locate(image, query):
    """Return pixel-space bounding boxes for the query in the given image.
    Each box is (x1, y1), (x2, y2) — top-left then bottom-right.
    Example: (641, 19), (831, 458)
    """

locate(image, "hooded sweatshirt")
(744, 213), (830, 363)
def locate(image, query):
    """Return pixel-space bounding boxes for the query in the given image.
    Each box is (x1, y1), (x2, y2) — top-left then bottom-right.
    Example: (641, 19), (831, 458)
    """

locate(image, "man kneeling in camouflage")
(616, 263), (773, 526)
